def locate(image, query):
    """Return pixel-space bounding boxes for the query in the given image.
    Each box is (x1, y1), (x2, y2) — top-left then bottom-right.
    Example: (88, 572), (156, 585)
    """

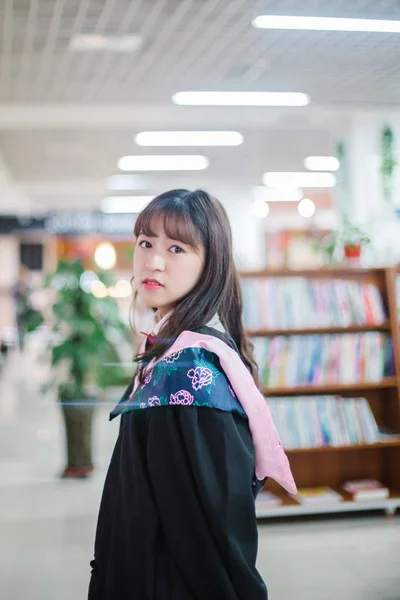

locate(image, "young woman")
(88, 189), (296, 600)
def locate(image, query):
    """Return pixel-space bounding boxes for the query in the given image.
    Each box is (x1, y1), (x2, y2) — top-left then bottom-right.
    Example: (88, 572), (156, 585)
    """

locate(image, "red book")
(342, 479), (389, 502)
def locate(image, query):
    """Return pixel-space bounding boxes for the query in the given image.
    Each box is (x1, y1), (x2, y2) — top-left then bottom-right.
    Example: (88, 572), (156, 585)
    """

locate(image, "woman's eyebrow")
(138, 232), (158, 238)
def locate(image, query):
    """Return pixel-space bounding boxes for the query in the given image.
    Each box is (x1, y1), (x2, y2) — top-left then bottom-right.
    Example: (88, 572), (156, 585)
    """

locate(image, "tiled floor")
(0, 345), (399, 600)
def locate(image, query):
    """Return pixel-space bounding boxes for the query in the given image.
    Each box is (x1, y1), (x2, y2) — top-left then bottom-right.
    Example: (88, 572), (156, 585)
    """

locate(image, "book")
(256, 490), (282, 507)
(242, 277), (386, 330)
(342, 479), (389, 502)
(253, 333), (393, 388)
(266, 395), (382, 450)
(291, 486), (343, 504)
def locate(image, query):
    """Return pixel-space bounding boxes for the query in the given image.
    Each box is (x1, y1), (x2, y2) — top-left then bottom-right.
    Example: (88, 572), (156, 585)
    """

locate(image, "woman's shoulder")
(191, 325), (238, 353)
(110, 342), (246, 419)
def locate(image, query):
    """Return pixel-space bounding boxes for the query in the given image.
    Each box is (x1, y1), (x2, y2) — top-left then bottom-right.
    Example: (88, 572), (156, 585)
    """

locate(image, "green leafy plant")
(381, 125), (397, 204)
(316, 217), (371, 263)
(339, 216), (371, 249)
(42, 259), (132, 400)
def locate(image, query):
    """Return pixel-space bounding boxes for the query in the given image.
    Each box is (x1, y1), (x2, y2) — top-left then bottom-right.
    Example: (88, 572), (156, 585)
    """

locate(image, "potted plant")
(38, 259), (132, 478)
(339, 216), (371, 260)
(316, 218), (371, 264)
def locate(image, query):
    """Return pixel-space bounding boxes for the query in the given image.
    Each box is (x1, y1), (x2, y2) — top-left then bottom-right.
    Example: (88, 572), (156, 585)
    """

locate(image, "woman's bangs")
(134, 200), (201, 248)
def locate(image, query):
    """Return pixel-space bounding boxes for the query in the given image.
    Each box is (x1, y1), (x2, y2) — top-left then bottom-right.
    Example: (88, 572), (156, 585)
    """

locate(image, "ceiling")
(0, 0), (399, 214)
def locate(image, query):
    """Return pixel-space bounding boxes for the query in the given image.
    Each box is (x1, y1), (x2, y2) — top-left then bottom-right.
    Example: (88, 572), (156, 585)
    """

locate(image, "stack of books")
(242, 277), (386, 330)
(255, 490), (282, 508)
(291, 487), (343, 505)
(267, 395), (385, 449)
(342, 479), (389, 501)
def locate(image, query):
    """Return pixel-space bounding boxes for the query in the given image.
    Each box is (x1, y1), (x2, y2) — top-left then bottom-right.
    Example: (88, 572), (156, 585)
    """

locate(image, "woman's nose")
(146, 253), (165, 271)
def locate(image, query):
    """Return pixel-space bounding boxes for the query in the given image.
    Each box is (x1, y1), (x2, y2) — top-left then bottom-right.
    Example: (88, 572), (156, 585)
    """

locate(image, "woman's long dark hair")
(133, 189), (258, 386)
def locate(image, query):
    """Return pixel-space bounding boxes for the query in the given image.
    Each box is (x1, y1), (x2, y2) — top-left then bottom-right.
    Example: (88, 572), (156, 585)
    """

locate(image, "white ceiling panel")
(0, 0), (399, 212)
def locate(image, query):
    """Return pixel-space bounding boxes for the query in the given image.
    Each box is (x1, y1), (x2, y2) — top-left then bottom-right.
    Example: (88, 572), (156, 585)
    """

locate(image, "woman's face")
(133, 216), (205, 317)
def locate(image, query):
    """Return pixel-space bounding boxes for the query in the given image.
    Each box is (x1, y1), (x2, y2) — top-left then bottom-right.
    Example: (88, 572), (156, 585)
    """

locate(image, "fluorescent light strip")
(117, 155), (209, 171)
(135, 131), (243, 146)
(252, 15), (400, 33)
(172, 91), (310, 106)
(304, 156), (340, 171)
(101, 196), (154, 213)
(69, 34), (142, 52)
(263, 172), (336, 188)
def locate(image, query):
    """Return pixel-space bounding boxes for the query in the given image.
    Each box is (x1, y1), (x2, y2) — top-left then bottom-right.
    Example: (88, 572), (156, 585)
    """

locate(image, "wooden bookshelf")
(241, 266), (400, 519)
(285, 438), (400, 453)
(263, 378), (398, 396)
(247, 321), (391, 337)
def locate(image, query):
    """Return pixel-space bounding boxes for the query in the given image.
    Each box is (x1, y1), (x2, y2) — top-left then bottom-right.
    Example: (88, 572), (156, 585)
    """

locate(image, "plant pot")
(344, 244), (362, 260)
(60, 396), (96, 478)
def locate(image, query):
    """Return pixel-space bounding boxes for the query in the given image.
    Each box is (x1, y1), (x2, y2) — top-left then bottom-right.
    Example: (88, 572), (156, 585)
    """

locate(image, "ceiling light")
(101, 196), (154, 214)
(94, 243), (117, 270)
(106, 175), (150, 190)
(252, 199), (270, 219)
(298, 198), (316, 218)
(135, 131), (243, 146)
(263, 172), (336, 188)
(172, 91), (310, 106)
(252, 15), (400, 33)
(69, 34), (142, 52)
(117, 155), (209, 171)
(253, 186), (303, 202)
(304, 156), (340, 171)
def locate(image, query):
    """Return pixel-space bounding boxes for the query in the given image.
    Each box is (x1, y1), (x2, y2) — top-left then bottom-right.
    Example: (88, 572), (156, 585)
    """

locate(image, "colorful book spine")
(253, 333), (393, 387)
(242, 277), (386, 329)
(267, 395), (385, 450)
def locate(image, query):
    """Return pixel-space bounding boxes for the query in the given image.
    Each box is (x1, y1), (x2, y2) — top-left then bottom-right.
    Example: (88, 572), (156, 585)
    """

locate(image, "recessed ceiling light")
(106, 175), (150, 190)
(252, 199), (270, 219)
(172, 91), (310, 106)
(252, 15), (400, 33)
(135, 131), (243, 146)
(101, 196), (154, 214)
(94, 242), (117, 270)
(253, 186), (303, 202)
(69, 34), (142, 52)
(304, 156), (340, 171)
(263, 172), (336, 188)
(298, 198), (316, 218)
(117, 155), (209, 171)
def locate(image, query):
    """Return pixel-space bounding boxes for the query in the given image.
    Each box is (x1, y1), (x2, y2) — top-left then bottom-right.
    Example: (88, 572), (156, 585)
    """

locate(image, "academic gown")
(88, 327), (268, 600)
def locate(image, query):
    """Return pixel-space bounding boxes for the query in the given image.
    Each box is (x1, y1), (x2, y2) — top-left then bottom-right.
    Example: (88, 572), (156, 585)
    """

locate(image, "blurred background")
(0, 2), (400, 599)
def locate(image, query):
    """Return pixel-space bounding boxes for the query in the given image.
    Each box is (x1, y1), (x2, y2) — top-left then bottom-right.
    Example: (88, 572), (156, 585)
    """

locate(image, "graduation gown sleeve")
(146, 405), (268, 599)
(89, 345), (268, 600)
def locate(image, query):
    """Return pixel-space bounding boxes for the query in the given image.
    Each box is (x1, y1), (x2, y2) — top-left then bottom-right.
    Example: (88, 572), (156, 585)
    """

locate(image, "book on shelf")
(267, 395), (383, 449)
(342, 479), (389, 502)
(242, 277), (386, 330)
(255, 490), (282, 507)
(252, 333), (393, 388)
(291, 487), (343, 504)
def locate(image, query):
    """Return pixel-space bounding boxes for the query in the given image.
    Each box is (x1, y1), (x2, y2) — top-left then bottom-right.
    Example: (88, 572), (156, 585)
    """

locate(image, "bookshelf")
(241, 266), (400, 519)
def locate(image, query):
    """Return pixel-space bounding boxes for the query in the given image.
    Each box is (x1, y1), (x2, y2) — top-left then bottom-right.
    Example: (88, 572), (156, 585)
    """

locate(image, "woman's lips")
(143, 279), (164, 290)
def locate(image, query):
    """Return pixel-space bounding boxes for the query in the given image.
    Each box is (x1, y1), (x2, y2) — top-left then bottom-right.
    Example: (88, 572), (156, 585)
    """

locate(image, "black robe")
(88, 328), (268, 600)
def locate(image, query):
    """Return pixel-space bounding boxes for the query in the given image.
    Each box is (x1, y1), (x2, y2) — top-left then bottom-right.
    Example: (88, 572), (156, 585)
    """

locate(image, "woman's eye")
(170, 245), (184, 254)
(139, 240), (152, 249)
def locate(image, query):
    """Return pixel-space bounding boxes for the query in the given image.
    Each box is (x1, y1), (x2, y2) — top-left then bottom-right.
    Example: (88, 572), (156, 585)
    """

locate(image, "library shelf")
(262, 378), (398, 396)
(241, 265), (400, 519)
(247, 321), (391, 338)
(256, 493), (400, 519)
(284, 438), (400, 454)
